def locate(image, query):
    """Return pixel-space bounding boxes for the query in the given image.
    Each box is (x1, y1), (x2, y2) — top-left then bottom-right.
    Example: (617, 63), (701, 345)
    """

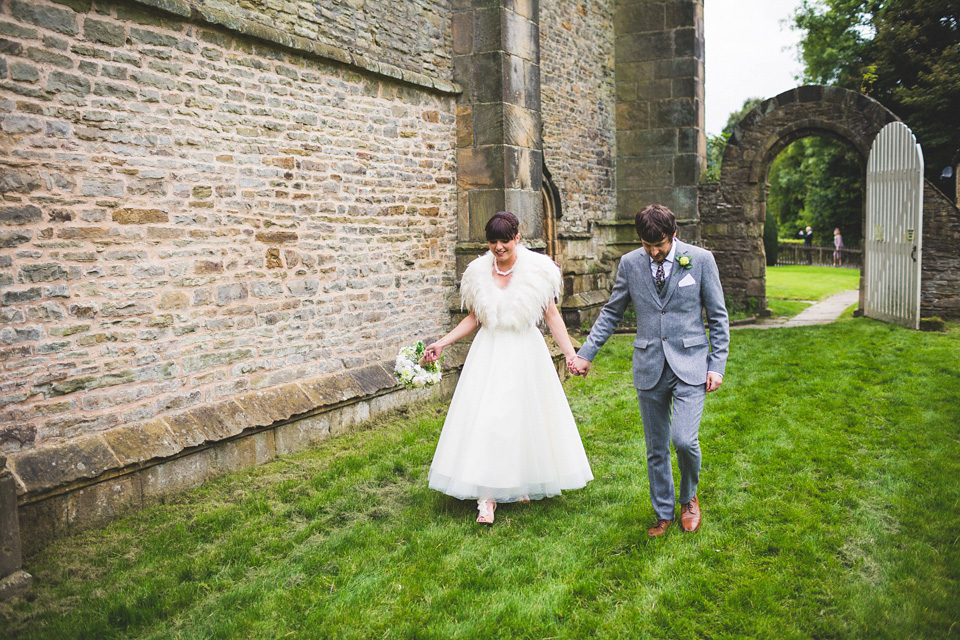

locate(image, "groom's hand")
(706, 372), (722, 392)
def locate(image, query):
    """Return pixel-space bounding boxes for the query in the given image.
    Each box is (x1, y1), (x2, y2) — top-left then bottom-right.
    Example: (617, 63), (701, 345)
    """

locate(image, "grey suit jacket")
(578, 240), (729, 390)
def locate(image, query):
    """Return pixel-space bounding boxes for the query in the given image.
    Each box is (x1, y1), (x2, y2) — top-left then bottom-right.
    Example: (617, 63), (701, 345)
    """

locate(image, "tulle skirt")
(428, 326), (593, 503)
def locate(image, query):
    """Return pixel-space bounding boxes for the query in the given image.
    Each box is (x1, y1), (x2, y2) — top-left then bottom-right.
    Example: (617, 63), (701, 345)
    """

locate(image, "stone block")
(471, 52), (503, 103)
(618, 128), (676, 156)
(457, 145), (505, 190)
(112, 208), (169, 224)
(254, 231), (298, 244)
(673, 28), (701, 58)
(141, 449), (215, 504)
(334, 400), (371, 435)
(616, 31), (671, 64)
(0, 205), (42, 226)
(297, 372), (363, 408)
(102, 419), (180, 466)
(274, 413), (331, 455)
(452, 11), (473, 55)
(84, 18), (125, 47)
(65, 473), (142, 531)
(652, 98), (698, 128)
(10, 435), (119, 494)
(10, 0), (79, 36)
(674, 153), (703, 184)
(233, 383), (316, 428)
(0, 469), (22, 577)
(349, 364), (397, 396)
(473, 7), (503, 54)
(616, 101), (649, 131)
(503, 9), (537, 62)
(16, 494), (68, 556)
(504, 189), (542, 235)
(615, 3), (665, 33)
(48, 70), (91, 96)
(0, 231), (32, 248)
(211, 430), (275, 474)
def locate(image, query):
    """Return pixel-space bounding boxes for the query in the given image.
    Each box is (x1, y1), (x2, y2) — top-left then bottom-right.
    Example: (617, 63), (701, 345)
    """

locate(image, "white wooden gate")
(864, 121), (924, 329)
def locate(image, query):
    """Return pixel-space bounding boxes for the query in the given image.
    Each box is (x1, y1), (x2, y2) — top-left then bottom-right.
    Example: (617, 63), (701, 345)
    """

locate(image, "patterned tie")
(655, 261), (665, 294)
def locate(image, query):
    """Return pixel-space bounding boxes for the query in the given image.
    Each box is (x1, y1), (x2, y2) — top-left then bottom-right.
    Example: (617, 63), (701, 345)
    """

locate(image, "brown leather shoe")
(646, 519), (673, 537)
(680, 495), (701, 532)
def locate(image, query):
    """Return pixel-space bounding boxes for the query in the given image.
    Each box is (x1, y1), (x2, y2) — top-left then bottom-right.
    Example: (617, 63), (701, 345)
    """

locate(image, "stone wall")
(921, 181), (960, 319)
(197, 0), (452, 79)
(0, 0), (460, 527)
(539, 0), (617, 325)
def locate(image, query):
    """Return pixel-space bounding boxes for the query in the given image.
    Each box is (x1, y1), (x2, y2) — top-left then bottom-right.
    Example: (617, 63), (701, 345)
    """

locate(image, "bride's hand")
(421, 343), (443, 364)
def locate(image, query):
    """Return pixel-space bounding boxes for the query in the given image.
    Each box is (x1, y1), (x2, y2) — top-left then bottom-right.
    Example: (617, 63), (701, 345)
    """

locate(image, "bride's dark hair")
(485, 211), (520, 243)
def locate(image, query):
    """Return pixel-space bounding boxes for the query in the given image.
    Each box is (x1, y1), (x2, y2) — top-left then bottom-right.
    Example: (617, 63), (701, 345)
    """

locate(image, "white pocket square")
(678, 273), (696, 287)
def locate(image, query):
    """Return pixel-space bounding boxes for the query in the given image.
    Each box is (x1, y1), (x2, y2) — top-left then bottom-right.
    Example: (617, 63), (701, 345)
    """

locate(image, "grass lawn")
(766, 265), (860, 302)
(764, 265), (861, 318)
(3, 314), (959, 639)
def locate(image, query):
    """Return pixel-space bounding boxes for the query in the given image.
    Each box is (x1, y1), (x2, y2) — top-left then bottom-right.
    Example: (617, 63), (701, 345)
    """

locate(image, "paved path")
(735, 289), (859, 330)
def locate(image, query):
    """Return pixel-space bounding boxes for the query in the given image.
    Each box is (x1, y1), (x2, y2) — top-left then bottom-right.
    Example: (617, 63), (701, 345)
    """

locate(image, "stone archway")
(700, 85), (899, 312)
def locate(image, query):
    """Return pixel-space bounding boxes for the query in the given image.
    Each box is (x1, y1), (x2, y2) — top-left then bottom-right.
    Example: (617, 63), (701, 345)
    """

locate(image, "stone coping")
(132, 0), (462, 96)
(8, 358), (454, 503)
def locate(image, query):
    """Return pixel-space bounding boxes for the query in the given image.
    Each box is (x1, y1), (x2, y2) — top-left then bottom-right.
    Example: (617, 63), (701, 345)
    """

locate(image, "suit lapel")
(660, 240), (687, 307)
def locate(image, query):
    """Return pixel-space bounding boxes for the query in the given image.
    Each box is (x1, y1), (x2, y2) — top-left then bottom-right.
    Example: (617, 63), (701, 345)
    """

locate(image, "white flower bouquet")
(394, 341), (442, 389)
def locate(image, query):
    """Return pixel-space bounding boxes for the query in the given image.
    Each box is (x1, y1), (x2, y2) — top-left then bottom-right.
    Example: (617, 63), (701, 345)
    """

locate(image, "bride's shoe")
(476, 499), (496, 525)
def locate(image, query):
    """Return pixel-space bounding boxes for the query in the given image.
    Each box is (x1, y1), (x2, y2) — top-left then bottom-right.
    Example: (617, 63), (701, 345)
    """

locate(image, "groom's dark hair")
(635, 204), (678, 243)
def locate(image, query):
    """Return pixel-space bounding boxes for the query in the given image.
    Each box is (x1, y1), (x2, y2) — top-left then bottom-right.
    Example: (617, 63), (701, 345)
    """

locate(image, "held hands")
(566, 355), (591, 377)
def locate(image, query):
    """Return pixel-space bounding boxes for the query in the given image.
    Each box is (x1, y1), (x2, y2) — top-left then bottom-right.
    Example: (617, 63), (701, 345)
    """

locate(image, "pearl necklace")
(494, 259), (515, 276)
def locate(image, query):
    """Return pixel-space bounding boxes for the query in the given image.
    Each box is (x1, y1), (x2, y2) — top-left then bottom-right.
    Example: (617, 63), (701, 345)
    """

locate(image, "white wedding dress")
(428, 245), (593, 503)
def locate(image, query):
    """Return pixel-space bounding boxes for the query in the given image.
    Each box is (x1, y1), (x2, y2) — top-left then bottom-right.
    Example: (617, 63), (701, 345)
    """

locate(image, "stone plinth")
(0, 455), (31, 601)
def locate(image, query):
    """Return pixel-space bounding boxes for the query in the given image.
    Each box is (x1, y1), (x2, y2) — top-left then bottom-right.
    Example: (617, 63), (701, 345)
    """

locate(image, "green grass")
(766, 265), (860, 302)
(3, 316), (959, 639)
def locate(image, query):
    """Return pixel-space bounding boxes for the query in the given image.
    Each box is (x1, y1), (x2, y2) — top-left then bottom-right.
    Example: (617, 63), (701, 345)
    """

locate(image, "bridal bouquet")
(394, 341), (442, 389)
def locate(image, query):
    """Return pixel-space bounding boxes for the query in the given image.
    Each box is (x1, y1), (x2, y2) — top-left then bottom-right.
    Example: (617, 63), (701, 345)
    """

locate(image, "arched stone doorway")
(542, 164), (562, 262)
(700, 85), (899, 313)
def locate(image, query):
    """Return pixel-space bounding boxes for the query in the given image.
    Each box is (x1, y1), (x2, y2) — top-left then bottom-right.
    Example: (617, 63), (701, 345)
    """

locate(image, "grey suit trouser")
(637, 362), (704, 520)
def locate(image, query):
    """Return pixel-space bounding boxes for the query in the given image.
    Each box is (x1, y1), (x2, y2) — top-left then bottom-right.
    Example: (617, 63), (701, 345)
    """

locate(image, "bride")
(422, 211), (593, 524)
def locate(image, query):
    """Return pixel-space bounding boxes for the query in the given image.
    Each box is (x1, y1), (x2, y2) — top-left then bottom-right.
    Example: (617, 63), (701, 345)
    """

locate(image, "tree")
(793, 0), (960, 198)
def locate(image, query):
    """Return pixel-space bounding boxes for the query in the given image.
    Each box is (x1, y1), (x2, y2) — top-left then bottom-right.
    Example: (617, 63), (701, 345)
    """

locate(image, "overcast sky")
(704, 0), (806, 136)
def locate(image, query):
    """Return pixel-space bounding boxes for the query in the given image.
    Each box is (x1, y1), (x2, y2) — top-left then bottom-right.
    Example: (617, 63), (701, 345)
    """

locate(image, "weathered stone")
(102, 419), (179, 465)
(1, 288), (40, 305)
(141, 449), (215, 503)
(210, 430), (274, 473)
(10, 435), (119, 493)
(65, 473), (142, 531)
(48, 70), (91, 96)
(83, 18), (125, 47)
(158, 291), (188, 309)
(10, 0), (79, 36)
(0, 205), (41, 226)
(112, 208), (168, 224)
(232, 383), (316, 427)
(255, 231), (298, 244)
(18, 263), (65, 283)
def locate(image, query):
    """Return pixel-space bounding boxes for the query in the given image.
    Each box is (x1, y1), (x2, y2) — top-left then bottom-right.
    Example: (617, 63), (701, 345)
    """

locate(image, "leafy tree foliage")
(793, 0), (960, 198)
(767, 137), (863, 248)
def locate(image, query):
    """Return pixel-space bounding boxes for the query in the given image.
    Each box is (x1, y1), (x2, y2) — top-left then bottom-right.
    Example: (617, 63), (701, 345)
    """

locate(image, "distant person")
(800, 226), (813, 264)
(833, 228), (844, 266)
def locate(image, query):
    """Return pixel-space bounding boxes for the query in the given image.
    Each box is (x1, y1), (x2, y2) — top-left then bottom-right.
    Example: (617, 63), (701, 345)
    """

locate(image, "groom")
(571, 204), (729, 537)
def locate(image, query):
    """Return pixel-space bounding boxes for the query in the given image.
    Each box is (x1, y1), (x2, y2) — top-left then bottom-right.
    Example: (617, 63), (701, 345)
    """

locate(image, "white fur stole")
(459, 245), (562, 330)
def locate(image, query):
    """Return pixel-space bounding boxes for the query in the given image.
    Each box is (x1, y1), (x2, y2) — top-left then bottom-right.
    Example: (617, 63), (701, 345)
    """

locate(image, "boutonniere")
(677, 255), (692, 270)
